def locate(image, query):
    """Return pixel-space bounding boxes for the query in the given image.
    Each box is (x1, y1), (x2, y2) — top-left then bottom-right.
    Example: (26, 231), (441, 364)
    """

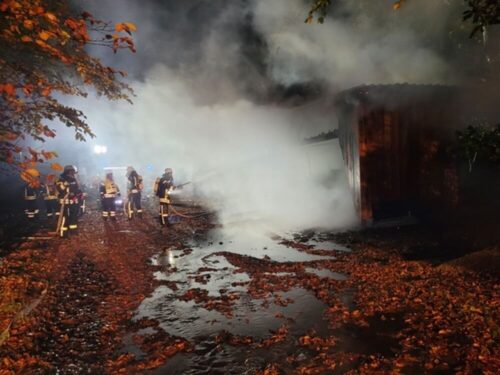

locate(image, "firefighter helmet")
(63, 165), (76, 174)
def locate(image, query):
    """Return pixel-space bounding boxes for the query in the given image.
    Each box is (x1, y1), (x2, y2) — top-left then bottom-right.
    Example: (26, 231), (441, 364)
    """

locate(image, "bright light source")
(93, 145), (108, 154)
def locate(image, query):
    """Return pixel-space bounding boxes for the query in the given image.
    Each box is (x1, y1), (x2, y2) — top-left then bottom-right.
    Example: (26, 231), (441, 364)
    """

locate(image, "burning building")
(334, 84), (491, 224)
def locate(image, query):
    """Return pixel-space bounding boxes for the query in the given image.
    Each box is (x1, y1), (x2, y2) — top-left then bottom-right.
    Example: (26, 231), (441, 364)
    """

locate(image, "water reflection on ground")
(132, 225), (351, 374)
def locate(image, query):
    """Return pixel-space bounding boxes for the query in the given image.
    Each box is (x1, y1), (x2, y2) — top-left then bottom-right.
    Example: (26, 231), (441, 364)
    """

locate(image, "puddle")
(134, 226), (358, 373)
(189, 227), (337, 263)
(305, 267), (347, 280)
(121, 327), (156, 359)
(136, 287), (328, 341)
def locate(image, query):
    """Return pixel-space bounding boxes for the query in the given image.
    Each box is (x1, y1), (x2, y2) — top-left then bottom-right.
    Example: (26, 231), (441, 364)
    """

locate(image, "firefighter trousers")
(45, 199), (59, 218)
(102, 197), (116, 219)
(159, 202), (170, 225)
(25, 199), (38, 219)
(127, 191), (142, 219)
(60, 203), (79, 236)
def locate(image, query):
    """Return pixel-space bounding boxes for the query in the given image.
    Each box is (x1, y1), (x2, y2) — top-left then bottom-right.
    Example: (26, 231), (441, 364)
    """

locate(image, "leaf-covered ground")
(0, 205), (498, 374)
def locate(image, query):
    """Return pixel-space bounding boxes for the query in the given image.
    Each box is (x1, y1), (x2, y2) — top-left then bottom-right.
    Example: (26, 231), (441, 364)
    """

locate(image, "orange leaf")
(25, 168), (40, 177)
(124, 22), (137, 31)
(21, 35), (32, 42)
(20, 171), (32, 183)
(23, 20), (34, 30)
(43, 128), (56, 137)
(3, 83), (16, 96)
(41, 87), (52, 97)
(41, 151), (55, 160)
(393, 1), (402, 10)
(35, 39), (48, 48)
(51, 163), (63, 171)
(65, 18), (79, 30)
(33, 6), (45, 15)
(39, 30), (51, 41)
(23, 85), (33, 95)
(44, 12), (58, 23)
(28, 147), (38, 159)
(4, 132), (19, 141)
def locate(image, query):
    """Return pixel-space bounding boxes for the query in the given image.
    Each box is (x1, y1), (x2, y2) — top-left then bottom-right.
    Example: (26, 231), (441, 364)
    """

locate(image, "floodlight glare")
(93, 145), (108, 154)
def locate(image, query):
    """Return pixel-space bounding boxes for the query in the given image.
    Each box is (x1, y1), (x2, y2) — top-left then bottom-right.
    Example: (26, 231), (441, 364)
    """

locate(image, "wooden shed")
(335, 84), (467, 223)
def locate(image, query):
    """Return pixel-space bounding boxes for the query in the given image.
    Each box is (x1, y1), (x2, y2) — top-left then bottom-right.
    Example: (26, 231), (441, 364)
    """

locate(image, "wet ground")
(0, 199), (498, 374)
(133, 227), (348, 374)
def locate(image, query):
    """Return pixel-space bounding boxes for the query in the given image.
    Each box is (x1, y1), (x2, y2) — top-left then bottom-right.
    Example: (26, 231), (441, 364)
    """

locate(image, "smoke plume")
(44, 0), (485, 232)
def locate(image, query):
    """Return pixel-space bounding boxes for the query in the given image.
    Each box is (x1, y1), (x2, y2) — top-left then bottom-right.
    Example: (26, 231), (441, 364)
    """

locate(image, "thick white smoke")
(252, 0), (456, 88)
(46, 0), (473, 232)
(66, 66), (357, 231)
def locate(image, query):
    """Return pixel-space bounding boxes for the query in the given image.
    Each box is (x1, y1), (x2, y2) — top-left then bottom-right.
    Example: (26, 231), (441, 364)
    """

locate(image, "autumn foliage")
(0, 0), (136, 186)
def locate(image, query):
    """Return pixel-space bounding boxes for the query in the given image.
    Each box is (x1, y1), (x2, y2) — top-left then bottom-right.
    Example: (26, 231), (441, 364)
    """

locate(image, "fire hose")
(169, 204), (214, 219)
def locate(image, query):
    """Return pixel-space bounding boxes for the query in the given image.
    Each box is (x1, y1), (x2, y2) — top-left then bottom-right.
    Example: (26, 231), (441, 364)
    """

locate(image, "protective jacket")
(127, 170), (141, 192)
(99, 179), (119, 198)
(155, 174), (174, 204)
(56, 171), (81, 236)
(56, 173), (81, 204)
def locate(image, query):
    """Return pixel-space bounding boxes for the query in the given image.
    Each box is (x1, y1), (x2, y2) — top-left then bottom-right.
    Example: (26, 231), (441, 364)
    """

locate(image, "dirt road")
(0, 203), (212, 374)
(0, 204), (498, 374)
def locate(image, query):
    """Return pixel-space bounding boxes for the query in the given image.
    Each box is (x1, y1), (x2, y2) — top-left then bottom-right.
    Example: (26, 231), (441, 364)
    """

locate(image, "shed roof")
(334, 84), (461, 110)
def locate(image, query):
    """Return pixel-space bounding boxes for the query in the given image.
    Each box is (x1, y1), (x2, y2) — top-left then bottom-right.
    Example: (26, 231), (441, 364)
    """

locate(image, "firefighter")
(24, 181), (39, 220)
(56, 165), (81, 237)
(42, 175), (59, 219)
(100, 172), (119, 220)
(126, 166), (143, 219)
(154, 168), (175, 226)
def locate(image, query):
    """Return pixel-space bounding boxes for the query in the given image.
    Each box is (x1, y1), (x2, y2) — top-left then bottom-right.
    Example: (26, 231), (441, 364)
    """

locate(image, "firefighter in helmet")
(43, 174), (59, 219)
(126, 166), (143, 219)
(100, 172), (119, 220)
(56, 165), (81, 237)
(24, 180), (40, 220)
(154, 168), (175, 225)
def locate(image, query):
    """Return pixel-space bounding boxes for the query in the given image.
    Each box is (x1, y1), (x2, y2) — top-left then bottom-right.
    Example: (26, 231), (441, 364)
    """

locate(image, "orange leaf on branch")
(28, 147), (39, 161)
(1, 0), (135, 180)
(20, 171), (40, 187)
(25, 168), (40, 177)
(2, 132), (19, 141)
(1, 83), (16, 96)
(115, 22), (137, 35)
(42, 127), (56, 138)
(50, 163), (63, 171)
(41, 150), (56, 160)
(393, 1), (404, 10)
(40, 87), (52, 97)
